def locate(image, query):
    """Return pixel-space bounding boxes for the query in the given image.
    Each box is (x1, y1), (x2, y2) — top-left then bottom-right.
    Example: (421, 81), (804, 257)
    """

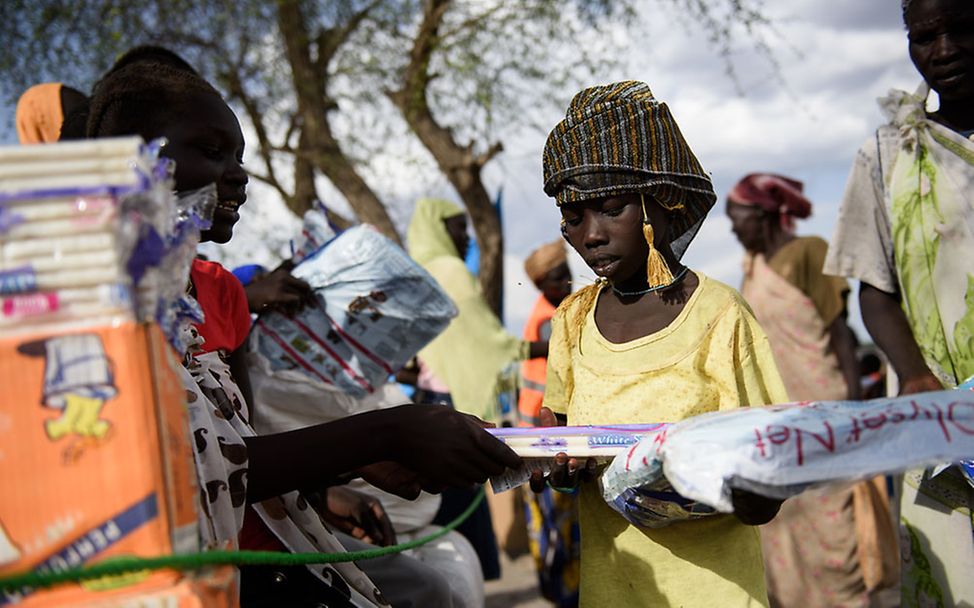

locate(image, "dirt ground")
(484, 552), (552, 608)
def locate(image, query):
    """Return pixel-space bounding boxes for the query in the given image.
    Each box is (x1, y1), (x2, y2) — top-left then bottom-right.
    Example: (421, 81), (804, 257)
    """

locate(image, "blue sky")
(2, 1), (921, 339)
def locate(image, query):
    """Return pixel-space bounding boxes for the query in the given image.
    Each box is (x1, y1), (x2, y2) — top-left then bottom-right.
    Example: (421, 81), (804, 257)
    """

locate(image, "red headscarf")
(727, 173), (812, 233)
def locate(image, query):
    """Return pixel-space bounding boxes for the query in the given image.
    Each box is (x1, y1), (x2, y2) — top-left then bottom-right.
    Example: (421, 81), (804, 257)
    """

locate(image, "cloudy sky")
(2, 1), (922, 339)
(485, 0), (921, 337)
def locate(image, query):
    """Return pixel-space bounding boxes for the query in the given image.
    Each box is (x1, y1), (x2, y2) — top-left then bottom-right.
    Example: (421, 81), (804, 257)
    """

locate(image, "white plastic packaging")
(252, 223), (457, 397)
(601, 388), (974, 524)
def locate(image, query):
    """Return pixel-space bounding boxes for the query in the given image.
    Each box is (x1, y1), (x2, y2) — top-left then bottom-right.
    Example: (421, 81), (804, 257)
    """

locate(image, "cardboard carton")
(0, 323), (232, 606)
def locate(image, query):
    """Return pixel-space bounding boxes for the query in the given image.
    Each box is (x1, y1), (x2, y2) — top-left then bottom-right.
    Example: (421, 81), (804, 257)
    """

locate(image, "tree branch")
(247, 170), (287, 199)
(222, 68), (291, 203)
(474, 141), (504, 169)
(276, 0), (400, 241)
(389, 0), (505, 313)
(315, 0), (383, 73)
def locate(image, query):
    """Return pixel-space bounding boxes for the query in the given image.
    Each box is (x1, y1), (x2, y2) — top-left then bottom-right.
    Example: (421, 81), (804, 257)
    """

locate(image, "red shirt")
(189, 259), (286, 552)
(190, 259), (252, 354)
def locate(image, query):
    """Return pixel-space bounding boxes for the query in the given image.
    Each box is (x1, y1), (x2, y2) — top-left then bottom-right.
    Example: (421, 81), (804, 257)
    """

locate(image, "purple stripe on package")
(0, 266), (37, 296)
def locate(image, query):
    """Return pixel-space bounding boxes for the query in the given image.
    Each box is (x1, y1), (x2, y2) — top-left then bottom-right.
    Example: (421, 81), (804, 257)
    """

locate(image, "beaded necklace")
(611, 266), (689, 297)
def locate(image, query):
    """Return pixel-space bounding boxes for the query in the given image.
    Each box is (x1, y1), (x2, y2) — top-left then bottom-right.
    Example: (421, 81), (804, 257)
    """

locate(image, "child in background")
(518, 239), (572, 426)
(531, 81), (788, 607)
(85, 56), (520, 607)
(519, 240), (580, 607)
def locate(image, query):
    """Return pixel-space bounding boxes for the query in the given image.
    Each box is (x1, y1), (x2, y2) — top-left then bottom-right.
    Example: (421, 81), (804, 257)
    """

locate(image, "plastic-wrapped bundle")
(486, 423), (666, 493)
(251, 224), (457, 397)
(601, 387), (974, 526)
(0, 137), (211, 350)
(289, 201), (338, 265)
(488, 423), (666, 458)
(0, 139), (147, 332)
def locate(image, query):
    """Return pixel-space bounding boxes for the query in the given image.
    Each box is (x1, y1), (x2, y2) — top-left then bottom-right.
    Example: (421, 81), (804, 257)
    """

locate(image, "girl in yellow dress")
(531, 81), (789, 607)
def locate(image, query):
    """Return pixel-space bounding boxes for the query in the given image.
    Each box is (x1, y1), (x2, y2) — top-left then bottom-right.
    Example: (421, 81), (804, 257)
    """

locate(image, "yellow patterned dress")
(544, 273), (788, 607)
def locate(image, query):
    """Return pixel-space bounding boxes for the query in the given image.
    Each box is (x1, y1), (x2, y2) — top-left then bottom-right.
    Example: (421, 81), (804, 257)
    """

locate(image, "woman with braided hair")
(529, 81), (788, 607)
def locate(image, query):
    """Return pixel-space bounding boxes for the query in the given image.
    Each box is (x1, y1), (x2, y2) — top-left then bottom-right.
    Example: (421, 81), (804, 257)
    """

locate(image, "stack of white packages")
(0, 137), (211, 345)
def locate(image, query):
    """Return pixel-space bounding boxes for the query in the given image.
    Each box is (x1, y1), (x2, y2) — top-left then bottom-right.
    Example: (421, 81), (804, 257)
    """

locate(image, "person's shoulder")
(425, 255), (469, 278)
(694, 273), (741, 305)
(192, 257), (230, 279)
(853, 124), (900, 170)
(793, 235), (827, 248)
(425, 255), (478, 298)
(788, 235), (829, 258)
(692, 274), (753, 322)
(192, 258), (244, 292)
(552, 283), (599, 319)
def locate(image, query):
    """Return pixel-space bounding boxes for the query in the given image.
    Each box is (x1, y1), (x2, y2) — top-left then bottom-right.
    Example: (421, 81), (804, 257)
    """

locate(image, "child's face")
(538, 262), (572, 306)
(560, 194), (658, 285)
(159, 92), (248, 244)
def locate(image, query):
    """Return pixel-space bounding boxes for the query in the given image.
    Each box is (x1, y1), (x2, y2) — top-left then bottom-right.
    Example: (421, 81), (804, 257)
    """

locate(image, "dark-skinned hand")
(358, 461), (424, 500)
(528, 407), (597, 494)
(244, 266), (316, 316)
(319, 486), (396, 547)
(899, 372), (944, 396)
(730, 488), (783, 526)
(387, 404), (522, 488)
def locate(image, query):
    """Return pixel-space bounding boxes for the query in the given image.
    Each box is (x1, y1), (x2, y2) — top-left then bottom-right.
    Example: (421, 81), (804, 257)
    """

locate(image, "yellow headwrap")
(406, 197), (528, 421)
(406, 198), (465, 265)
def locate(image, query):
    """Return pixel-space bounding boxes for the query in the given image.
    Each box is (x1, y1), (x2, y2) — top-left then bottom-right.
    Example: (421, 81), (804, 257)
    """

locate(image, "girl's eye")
(563, 216), (582, 228)
(197, 143), (223, 160)
(603, 206), (624, 217)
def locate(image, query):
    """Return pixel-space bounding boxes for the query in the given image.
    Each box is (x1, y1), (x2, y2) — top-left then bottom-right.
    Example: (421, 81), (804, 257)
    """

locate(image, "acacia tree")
(0, 0), (771, 313)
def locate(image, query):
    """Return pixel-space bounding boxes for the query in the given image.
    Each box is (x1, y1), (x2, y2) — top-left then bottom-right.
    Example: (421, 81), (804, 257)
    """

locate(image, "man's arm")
(859, 282), (942, 394)
(828, 312), (862, 400)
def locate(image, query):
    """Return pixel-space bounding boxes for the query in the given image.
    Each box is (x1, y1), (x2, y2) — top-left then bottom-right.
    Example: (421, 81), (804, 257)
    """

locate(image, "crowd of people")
(7, 0), (972, 605)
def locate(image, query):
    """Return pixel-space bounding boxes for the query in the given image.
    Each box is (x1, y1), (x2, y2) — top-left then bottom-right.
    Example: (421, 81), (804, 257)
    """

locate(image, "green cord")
(0, 488), (485, 593)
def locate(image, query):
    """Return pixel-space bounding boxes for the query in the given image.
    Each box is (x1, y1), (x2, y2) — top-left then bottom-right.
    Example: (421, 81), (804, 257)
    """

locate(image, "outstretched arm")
(859, 282), (942, 394)
(244, 404), (521, 503)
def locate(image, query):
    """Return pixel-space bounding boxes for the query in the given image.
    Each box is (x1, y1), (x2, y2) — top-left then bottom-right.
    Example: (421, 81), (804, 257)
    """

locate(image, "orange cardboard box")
(0, 322), (226, 606)
(1, 566), (237, 608)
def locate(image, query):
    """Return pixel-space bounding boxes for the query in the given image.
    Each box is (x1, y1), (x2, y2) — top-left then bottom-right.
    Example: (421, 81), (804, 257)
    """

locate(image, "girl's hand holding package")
(528, 406), (598, 494)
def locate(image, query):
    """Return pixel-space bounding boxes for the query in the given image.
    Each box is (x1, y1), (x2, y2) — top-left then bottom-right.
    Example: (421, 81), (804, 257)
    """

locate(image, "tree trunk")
(390, 0), (505, 315)
(275, 0), (400, 243)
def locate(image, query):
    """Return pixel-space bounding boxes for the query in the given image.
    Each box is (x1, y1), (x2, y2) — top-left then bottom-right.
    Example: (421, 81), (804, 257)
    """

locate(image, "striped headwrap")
(542, 81), (715, 260)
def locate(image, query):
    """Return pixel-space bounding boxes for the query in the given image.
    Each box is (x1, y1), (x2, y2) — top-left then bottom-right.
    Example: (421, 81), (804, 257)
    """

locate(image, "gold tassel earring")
(641, 194), (674, 289)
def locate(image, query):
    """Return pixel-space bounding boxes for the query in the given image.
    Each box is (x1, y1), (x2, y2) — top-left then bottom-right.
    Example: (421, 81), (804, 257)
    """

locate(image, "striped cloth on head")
(542, 80), (715, 259)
